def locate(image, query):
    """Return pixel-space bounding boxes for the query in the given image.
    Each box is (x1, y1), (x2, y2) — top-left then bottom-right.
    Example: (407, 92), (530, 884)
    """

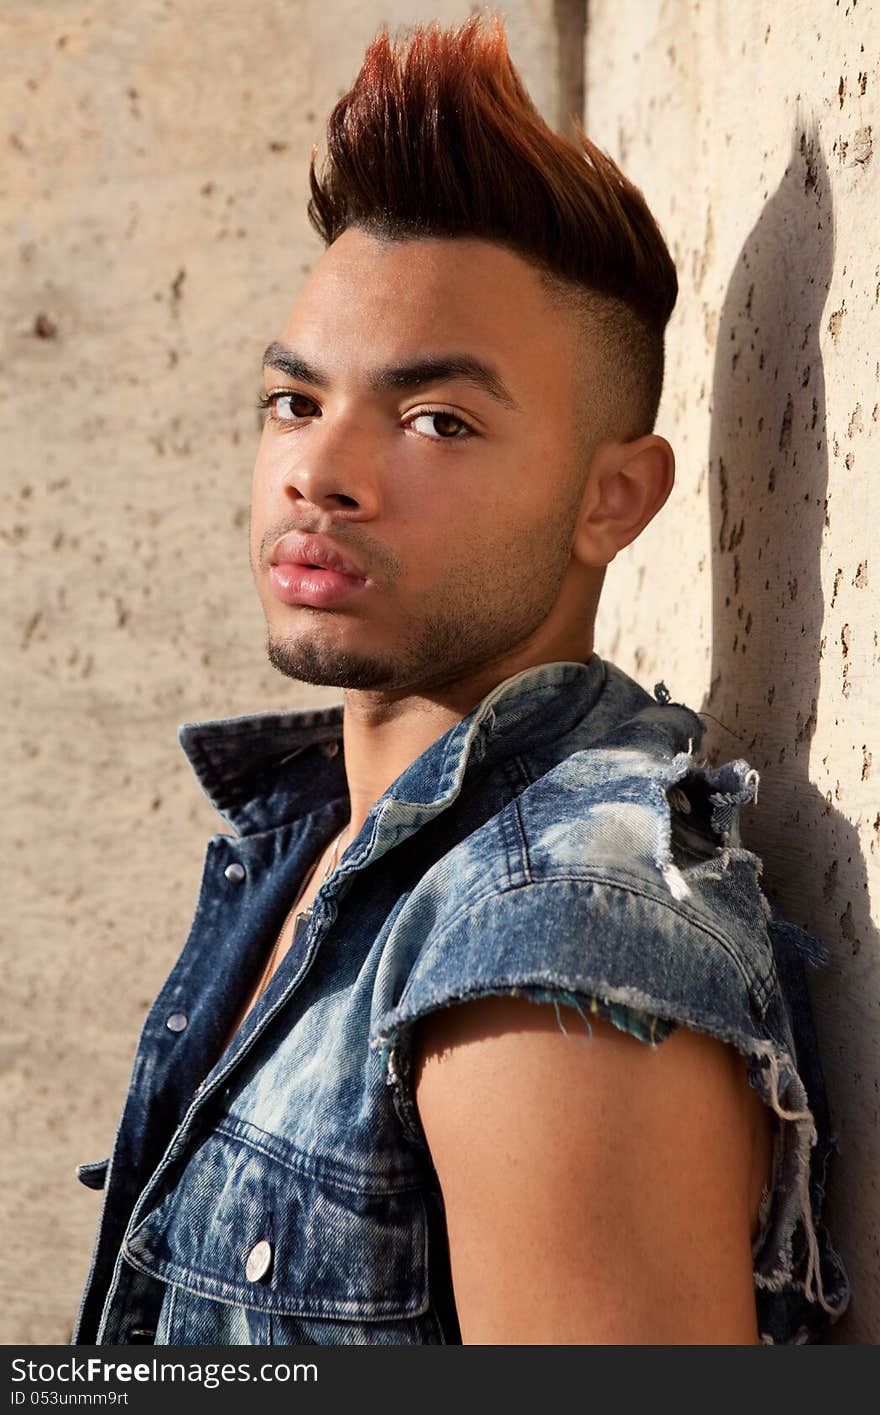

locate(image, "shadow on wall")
(702, 121), (873, 1340)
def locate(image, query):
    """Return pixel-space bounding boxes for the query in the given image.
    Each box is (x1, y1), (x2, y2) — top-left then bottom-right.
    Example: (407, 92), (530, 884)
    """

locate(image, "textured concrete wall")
(1, 0), (565, 1345)
(587, 0), (878, 1345)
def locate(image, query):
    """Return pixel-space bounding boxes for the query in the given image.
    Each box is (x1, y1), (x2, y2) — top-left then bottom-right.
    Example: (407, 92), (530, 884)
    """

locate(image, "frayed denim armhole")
(747, 909), (851, 1342)
(651, 728), (850, 1341)
(372, 988), (676, 1160)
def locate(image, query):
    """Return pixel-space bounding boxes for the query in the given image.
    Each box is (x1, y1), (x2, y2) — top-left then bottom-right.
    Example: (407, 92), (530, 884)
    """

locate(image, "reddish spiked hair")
(308, 13), (678, 442)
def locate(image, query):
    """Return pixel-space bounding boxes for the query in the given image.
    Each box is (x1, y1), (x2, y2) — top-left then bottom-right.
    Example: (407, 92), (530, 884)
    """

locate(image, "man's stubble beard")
(266, 606), (475, 691)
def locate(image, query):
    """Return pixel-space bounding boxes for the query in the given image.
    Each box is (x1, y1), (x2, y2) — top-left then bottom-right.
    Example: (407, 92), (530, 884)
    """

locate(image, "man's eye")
(258, 391), (319, 422)
(407, 411), (473, 440)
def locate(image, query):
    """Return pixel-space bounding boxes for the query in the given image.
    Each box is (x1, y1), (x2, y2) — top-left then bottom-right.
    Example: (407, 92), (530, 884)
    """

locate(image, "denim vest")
(72, 655), (850, 1346)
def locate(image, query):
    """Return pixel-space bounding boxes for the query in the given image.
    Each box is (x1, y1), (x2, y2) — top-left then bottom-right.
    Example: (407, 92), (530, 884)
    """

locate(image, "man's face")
(251, 228), (592, 693)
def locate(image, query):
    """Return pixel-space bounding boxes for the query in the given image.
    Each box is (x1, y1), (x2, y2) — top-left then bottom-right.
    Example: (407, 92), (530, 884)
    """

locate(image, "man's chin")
(266, 634), (401, 690)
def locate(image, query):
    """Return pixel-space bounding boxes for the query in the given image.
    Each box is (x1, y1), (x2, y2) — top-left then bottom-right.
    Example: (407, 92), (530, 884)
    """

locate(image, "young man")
(73, 16), (848, 1345)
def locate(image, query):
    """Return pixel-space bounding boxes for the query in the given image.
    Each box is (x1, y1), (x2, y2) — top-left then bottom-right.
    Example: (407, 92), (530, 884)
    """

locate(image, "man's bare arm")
(412, 994), (768, 1344)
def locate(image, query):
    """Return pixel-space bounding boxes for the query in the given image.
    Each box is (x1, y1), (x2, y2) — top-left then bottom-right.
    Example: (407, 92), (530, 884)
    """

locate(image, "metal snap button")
(224, 862), (246, 883)
(165, 1012), (188, 1033)
(245, 1239), (273, 1283)
(321, 740), (340, 757)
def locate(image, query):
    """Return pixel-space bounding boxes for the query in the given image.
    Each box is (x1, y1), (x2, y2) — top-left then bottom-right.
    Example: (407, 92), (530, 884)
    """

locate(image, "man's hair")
(307, 12), (678, 448)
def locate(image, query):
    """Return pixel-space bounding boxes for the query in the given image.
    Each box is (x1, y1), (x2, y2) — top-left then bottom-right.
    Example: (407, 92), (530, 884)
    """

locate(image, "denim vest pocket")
(122, 1119), (430, 1321)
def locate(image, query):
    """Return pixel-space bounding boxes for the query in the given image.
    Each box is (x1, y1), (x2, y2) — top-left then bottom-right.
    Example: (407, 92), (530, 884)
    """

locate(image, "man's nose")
(279, 415), (382, 517)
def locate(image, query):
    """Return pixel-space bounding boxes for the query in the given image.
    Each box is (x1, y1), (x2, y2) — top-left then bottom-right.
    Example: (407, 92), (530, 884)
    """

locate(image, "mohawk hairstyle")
(307, 12), (678, 444)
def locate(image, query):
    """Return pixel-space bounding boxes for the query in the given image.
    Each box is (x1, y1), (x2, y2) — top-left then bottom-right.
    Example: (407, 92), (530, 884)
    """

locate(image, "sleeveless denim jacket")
(72, 655), (850, 1345)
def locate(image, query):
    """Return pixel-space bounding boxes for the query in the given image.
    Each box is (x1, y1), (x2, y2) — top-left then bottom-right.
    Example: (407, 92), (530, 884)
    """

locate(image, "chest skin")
(220, 839), (337, 1063)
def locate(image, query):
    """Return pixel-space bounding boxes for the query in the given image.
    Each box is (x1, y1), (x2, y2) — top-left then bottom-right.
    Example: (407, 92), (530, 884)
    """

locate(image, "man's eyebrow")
(368, 355), (521, 412)
(262, 343), (330, 387)
(261, 342), (521, 413)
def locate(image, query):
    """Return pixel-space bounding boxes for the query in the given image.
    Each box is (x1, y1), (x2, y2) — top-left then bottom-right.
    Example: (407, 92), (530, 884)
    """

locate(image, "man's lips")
(268, 532), (369, 608)
(270, 531), (367, 581)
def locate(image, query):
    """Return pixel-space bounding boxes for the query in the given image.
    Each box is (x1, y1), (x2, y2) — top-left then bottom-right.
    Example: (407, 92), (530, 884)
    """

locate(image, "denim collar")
(177, 655), (608, 838)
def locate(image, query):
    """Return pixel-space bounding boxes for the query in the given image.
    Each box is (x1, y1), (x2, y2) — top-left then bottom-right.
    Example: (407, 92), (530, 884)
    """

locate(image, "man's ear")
(571, 434), (675, 568)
